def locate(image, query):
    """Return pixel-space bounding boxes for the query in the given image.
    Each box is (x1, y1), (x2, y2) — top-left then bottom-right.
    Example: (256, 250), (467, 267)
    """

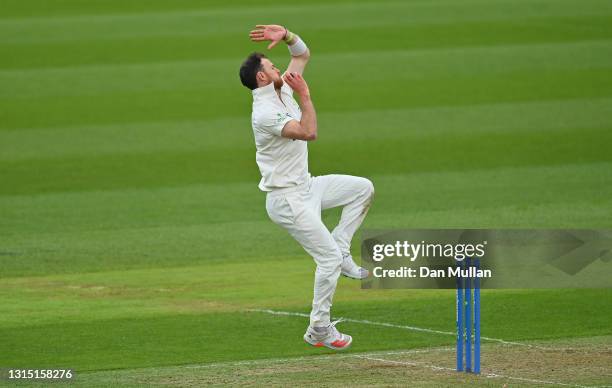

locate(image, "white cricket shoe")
(341, 254), (369, 279)
(304, 320), (352, 350)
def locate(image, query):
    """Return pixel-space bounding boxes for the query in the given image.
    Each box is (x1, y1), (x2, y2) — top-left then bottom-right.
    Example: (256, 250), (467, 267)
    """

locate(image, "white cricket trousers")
(265, 174), (374, 327)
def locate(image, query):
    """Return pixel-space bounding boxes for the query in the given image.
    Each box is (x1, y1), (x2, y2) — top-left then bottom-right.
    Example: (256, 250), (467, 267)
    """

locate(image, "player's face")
(259, 58), (283, 88)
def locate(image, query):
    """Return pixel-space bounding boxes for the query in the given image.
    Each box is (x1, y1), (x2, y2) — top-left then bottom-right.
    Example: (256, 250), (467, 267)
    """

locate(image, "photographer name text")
(373, 266), (492, 279)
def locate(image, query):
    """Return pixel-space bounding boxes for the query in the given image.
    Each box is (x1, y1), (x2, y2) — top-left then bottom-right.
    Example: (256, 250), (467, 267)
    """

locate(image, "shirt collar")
(252, 82), (278, 101)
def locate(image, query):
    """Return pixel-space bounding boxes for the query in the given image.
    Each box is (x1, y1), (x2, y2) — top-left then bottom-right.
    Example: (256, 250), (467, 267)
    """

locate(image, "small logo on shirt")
(276, 112), (292, 123)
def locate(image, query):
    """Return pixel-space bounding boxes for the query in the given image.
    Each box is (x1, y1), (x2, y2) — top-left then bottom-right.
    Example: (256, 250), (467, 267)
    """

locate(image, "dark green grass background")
(1, 0), (611, 376)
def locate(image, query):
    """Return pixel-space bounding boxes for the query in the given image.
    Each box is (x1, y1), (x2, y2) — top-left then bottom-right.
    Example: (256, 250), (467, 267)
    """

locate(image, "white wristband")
(288, 36), (308, 56)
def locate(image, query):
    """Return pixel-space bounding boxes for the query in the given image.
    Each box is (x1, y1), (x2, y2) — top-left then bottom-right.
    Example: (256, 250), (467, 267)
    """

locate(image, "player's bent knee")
(366, 178), (374, 195)
(360, 178), (374, 197)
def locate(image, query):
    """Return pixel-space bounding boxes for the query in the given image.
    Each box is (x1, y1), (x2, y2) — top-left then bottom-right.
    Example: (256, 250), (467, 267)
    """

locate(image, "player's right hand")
(249, 24), (286, 49)
(283, 72), (310, 97)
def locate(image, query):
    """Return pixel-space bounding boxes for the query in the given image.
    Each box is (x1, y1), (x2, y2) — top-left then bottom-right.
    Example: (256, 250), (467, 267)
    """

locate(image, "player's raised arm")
(249, 24), (310, 75)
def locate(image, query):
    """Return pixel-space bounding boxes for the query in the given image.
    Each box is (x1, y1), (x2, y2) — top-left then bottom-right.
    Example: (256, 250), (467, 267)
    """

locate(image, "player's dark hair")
(239, 52), (266, 90)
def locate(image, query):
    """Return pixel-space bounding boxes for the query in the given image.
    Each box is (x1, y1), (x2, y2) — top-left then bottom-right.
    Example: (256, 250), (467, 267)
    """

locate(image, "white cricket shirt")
(251, 81), (309, 192)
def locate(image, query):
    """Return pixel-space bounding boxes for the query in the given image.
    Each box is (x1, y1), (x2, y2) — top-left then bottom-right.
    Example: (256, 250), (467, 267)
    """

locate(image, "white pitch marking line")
(248, 308), (452, 334)
(249, 309), (612, 353)
(182, 347), (452, 370)
(355, 354), (455, 371)
(359, 355), (605, 388)
(247, 308), (558, 350)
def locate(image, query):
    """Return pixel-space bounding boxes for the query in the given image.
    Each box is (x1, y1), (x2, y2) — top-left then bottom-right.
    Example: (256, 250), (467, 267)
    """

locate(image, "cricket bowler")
(239, 24), (374, 350)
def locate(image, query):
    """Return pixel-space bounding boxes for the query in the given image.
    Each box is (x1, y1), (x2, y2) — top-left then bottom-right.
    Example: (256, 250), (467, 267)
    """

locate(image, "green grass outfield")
(1, 0), (612, 386)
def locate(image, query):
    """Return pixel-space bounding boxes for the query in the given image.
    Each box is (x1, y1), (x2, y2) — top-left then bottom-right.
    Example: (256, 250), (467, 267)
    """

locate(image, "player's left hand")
(249, 24), (286, 50)
(282, 72), (310, 98)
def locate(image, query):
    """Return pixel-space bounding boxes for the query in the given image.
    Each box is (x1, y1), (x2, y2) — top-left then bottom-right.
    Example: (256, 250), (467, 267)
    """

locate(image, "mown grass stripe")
(2, 40), (612, 100)
(2, 0), (610, 27)
(1, 97), (610, 162)
(3, 14), (612, 70)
